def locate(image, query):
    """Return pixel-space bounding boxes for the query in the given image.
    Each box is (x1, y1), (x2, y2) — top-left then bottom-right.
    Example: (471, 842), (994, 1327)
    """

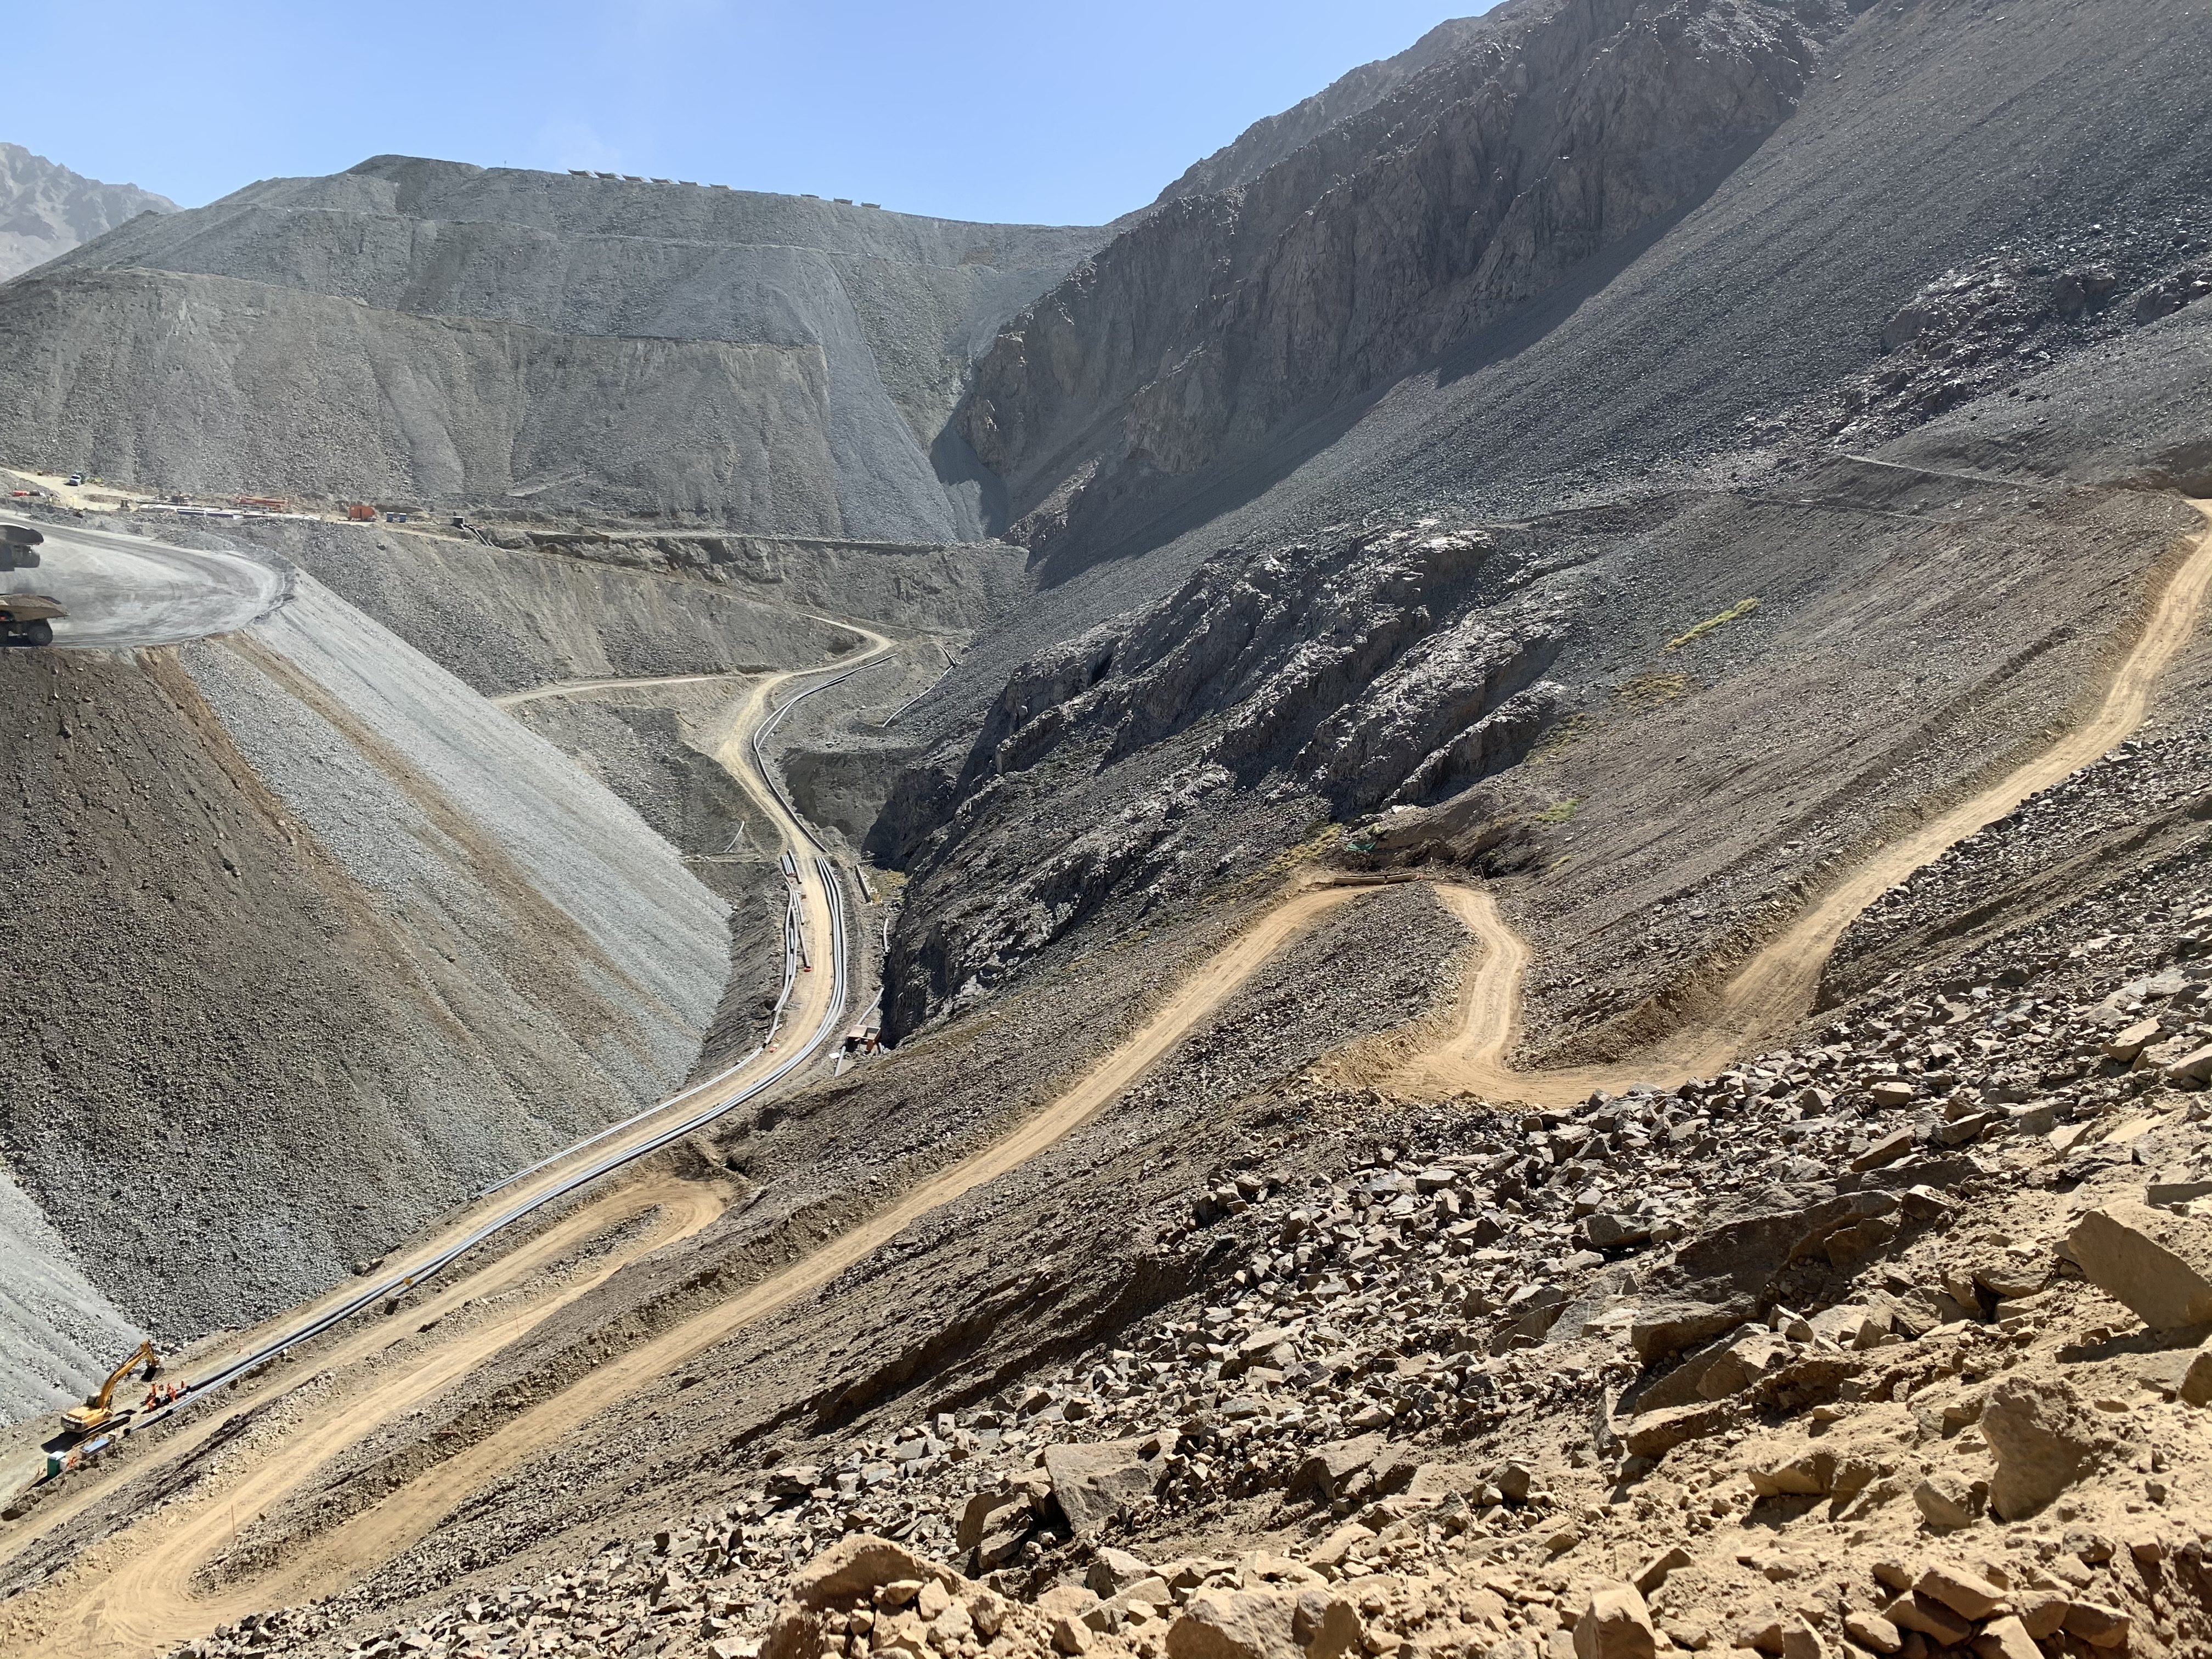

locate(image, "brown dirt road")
(0, 1176), (725, 1659)
(177, 624), (899, 1396)
(0, 624), (893, 1656)
(1, 882), (1365, 1657)
(13, 494), (2207, 1655)
(1393, 498), (2212, 1104)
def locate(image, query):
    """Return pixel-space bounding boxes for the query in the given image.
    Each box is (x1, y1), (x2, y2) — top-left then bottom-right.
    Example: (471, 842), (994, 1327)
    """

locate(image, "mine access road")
(10, 506), (2211, 1657)
(0, 624), (895, 1542)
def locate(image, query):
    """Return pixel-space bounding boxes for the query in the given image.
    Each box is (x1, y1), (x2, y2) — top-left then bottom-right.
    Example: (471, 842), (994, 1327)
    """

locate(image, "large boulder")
(1166, 1589), (1364, 1659)
(1915, 1565), (2006, 1621)
(1575, 1585), (1657, 1659)
(1628, 1300), (1741, 1364)
(1168, 1592), (1301, 1659)
(2137, 1341), (2212, 1405)
(1286, 1434), (1389, 1503)
(791, 1534), (939, 1606)
(1981, 1376), (2104, 1519)
(2066, 1201), (2212, 1331)
(1042, 1438), (1166, 1539)
(765, 1536), (977, 1659)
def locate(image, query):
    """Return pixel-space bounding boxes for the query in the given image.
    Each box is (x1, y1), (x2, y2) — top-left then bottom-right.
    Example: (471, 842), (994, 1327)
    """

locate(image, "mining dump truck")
(0, 522), (42, 570)
(0, 592), (63, 646)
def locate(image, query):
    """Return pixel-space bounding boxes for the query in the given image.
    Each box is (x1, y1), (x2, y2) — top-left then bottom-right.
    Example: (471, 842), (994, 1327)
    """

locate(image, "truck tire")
(18, 620), (51, 647)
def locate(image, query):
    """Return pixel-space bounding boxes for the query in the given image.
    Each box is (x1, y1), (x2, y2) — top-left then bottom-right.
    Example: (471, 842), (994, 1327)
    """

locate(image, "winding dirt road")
(0, 627), (892, 1655)
(1, 872), (1366, 1658)
(134, 884), (1373, 1635)
(1393, 498), (2212, 1104)
(12, 498), (2208, 1656)
(1, 1179), (724, 1659)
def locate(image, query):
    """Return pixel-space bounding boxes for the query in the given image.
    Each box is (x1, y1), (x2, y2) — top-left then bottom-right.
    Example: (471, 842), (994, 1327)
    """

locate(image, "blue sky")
(12, 2), (1487, 225)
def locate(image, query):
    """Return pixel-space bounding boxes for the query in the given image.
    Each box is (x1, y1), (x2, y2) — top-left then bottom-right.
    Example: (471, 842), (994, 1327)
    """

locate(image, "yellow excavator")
(62, 1341), (161, 1437)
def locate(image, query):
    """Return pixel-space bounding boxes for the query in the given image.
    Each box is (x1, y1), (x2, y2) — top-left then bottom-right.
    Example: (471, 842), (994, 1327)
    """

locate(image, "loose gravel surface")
(0, 157), (1104, 540)
(0, 572), (730, 1409)
(120, 809), (2212, 1659)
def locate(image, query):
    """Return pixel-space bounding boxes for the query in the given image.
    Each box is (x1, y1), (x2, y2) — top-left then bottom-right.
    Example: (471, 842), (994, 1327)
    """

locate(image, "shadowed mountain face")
(881, 0), (2212, 739)
(0, 155), (1104, 539)
(946, 0), (2212, 602)
(0, 142), (173, 282)
(876, 0), (2212, 1047)
(957, 0), (1852, 567)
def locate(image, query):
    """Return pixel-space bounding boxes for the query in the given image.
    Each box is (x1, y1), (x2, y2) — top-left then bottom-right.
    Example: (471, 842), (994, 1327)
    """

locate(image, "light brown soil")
(0, 878), (1370, 1655)
(14, 498), (2209, 1657)
(0, 1175), (726, 1659)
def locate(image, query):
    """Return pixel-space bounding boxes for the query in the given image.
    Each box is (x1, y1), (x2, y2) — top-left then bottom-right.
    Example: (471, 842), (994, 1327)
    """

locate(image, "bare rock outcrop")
(879, 522), (1566, 1031)
(965, 524), (1560, 809)
(959, 0), (1850, 563)
(0, 139), (172, 281)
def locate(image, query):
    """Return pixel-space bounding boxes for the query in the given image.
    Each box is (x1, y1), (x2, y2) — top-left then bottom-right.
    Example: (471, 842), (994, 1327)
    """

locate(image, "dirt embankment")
(0, 572), (730, 1413)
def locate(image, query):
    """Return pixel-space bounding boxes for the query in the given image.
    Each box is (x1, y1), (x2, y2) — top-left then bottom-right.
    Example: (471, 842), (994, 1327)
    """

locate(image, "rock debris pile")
(1777, 209), (2212, 452)
(173, 832), (2212, 1658)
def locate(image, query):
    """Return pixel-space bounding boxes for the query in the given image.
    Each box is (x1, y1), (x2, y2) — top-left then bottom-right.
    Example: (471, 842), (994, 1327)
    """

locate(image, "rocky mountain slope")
(957, 0), (1850, 567)
(902, 0), (2212, 749)
(872, 521), (1567, 1033)
(142, 765), (2212, 1659)
(0, 534), (738, 1419)
(876, 468), (2202, 1051)
(10, 4), (2212, 1658)
(1149, 13), (1507, 206)
(0, 142), (172, 282)
(0, 155), (1102, 537)
(879, 0), (2212, 1056)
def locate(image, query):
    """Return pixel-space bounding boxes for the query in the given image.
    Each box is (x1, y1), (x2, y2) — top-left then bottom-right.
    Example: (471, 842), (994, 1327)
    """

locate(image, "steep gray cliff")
(0, 156), (1103, 539)
(1150, 12), (1509, 205)
(874, 522), (1568, 1032)
(877, 0), (2212, 1059)
(0, 141), (173, 281)
(958, 0), (1846, 565)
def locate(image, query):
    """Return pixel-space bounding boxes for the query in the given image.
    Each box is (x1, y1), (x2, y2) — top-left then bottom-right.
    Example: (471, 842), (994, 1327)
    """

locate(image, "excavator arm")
(61, 1341), (159, 1436)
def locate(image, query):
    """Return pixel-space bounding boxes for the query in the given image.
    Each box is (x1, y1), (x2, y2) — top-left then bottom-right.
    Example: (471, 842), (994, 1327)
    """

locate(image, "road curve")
(24, 493), (2204, 1645)
(6, 630), (894, 1503)
(1393, 497), (2212, 1105)
(0, 1177), (728, 1659)
(2, 518), (289, 649)
(2, 626), (928, 1656)
(8, 884), (1372, 1659)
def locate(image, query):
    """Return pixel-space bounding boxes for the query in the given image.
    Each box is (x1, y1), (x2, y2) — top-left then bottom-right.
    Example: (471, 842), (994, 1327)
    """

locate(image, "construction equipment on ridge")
(62, 1341), (161, 1438)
